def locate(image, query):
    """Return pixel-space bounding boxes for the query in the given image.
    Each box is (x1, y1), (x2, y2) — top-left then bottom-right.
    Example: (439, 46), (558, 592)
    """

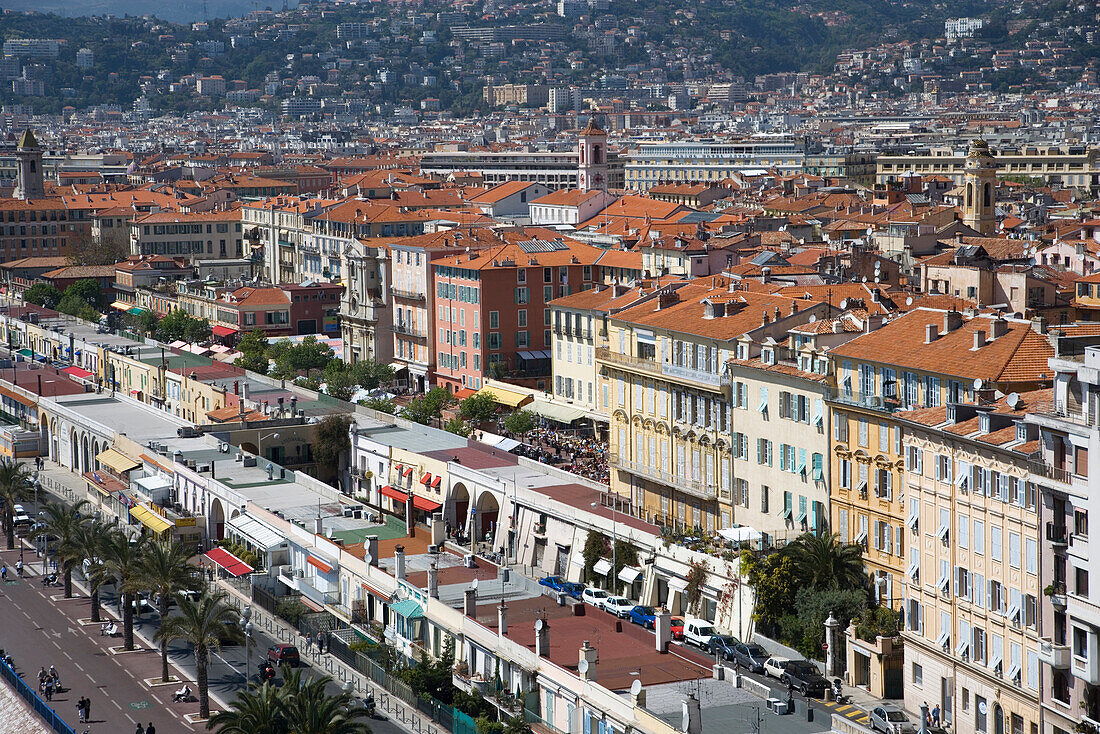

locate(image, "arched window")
(965, 183), (973, 208)
(983, 182), (992, 208)
(593, 144), (602, 165)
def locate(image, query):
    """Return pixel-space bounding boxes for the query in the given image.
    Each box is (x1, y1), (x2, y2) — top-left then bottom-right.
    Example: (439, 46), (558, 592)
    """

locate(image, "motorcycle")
(831, 679), (849, 705)
(173, 685), (194, 703)
(41, 573), (58, 587)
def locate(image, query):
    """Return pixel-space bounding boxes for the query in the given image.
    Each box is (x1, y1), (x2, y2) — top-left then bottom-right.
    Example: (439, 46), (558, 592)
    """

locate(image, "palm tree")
(75, 521), (114, 623)
(101, 529), (150, 650)
(786, 531), (866, 592)
(0, 460), (33, 550)
(155, 590), (242, 720)
(139, 540), (202, 683)
(32, 500), (91, 598)
(206, 680), (287, 734)
(277, 668), (372, 734)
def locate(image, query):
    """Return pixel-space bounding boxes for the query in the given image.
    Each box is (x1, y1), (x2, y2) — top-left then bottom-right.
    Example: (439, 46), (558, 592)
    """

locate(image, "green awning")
(390, 599), (423, 619)
(17, 349), (33, 358)
(128, 307), (147, 315)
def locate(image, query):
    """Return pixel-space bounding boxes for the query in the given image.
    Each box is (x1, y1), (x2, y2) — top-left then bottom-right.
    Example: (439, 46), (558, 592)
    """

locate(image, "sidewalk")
(215, 579), (446, 734)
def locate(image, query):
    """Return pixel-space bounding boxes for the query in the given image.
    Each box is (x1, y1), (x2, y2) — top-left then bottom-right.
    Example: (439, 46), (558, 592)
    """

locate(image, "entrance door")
(940, 677), (953, 725)
(854, 652), (871, 687)
(993, 704), (1004, 734)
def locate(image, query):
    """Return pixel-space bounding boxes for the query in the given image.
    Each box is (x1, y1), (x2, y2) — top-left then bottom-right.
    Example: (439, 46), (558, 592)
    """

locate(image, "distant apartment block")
(482, 84), (549, 108)
(75, 48), (94, 69)
(624, 138), (806, 191)
(2, 39), (62, 58)
(877, 144), (1100, 190)
(944, 17), (984, 40)
(336, 23), (372, 40)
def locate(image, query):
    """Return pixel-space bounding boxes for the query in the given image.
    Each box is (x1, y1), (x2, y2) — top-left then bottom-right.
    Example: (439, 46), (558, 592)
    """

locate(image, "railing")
(1031, 398), (1097, 428)
(661, 362), (723, 388)
(595, 346), (659, 373)
(391, 323), (428, 338)
(0, 658), (78, 734)
(1029, 460), (1073, 485)
(823, 387), (898, 413)
(1046, 522), (1069, 545)
(595, 347), (724, 389)
(609, 452), (716, 500)
(390, 288), (426, 302)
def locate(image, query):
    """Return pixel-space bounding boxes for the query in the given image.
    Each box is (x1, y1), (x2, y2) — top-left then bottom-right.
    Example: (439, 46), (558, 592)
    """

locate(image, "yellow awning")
(96, 448), (141, 474)
(110, 300), (132, 312)
(476, 386), (533, 409)
(130, 505), (173, 534)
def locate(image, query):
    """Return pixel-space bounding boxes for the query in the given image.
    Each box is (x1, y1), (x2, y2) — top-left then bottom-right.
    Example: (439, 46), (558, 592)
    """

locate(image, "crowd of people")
(518, 427), (609, 484)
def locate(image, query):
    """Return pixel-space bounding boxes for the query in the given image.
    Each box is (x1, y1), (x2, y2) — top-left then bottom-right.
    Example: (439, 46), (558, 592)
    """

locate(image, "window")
(975, 695), (987, 732)
(489, 311), (499, 329)
(858, 419), (868, 447)
(1076, 567), (1089, 597)
(912, 662), (923, 686)
(991, 525), (1002, 563)
(514, 287), (529, 304)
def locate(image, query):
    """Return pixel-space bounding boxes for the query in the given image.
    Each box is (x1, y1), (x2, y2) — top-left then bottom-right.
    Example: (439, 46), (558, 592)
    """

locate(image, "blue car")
(629, 605), (657, 628)
(539, 576), (567, 591)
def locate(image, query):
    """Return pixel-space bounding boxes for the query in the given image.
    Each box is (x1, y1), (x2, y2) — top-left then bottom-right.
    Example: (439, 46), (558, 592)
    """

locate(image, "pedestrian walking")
(305, 634), (312, 653)
(2, 565), (7, 580)
(145, 722), (156, 734)
(76, 696), (88, 722)
(44, 679), (53, 701)
(931, 704), (941, 727)
(83, 697), (90, 722)
(135, 723), (145, 734)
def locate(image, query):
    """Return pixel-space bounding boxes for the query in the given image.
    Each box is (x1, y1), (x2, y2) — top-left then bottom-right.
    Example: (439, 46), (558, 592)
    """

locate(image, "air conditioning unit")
(428, 544), (439, 554)
(463, 554), (476, 568)
(343, 508), (354, 518)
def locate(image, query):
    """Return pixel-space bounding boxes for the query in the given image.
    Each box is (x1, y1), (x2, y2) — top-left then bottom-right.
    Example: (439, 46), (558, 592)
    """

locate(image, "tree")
(269, 336), (334, 379)
(0, 460), (33, 550)
(685, 559), (708, 615)
(235, 329), (271, 374)
(740, 550), (798, 634)
(32, 499), (91, 599)
(276, 667), (372, 734)
(60, 278), (105, 311)
(207, 680), (286, 734)
(360, 396), (396, 415)
(459, 391), (497, 424)
(582, 530), (609, 585)
(75, 521), (113, 623)
(157, 309), (210, 343)
(786, 532), (866, 592)
(314, 414), (352, 470)
(444, 418), (471, 437)
(23, 283), (62, 308)
(68, 229), (130, 266)
(502, 410), (534, 437)
(154, 589), (242, 720)
(138, 540), (202, 683)
(101, 529), (150, 651)
(400, 387), (453, 426)
(184, 316), (213, 344)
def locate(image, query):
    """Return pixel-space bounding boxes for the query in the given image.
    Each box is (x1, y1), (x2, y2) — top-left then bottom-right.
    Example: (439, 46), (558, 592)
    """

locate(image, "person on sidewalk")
(145, 723), (156, 734)
(82, 697), (90, 722)
(135, 723), (145, 734)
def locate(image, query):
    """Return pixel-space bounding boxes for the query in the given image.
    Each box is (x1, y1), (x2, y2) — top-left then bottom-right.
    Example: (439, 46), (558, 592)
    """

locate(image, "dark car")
(538, 576), (567, 592)
(629, 605), (657, 628)
(707, 635), (740, 661)
(560, 582), (585, 600)
(268, 644), (301, 667)
(781, 660), (829, 697)
(730, 642), (770, 673)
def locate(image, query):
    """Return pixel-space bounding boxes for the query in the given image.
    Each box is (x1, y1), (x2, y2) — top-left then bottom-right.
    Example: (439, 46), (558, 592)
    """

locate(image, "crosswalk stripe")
(823, 701), (837, 708)
(834, 705), (853, 712)
(855, 716), (870, 723)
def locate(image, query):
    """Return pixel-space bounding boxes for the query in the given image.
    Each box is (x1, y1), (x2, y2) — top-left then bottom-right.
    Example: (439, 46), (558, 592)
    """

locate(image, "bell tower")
(962, 138), (996, 235)
(577, 118), (607, 192)
(13, 129), (45, 201)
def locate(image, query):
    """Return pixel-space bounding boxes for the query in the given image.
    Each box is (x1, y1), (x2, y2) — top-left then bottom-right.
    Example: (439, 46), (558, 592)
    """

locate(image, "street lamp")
(239, 605), (254, 679)
(592, 499), (617, 593)
(257, 432), (279, 462)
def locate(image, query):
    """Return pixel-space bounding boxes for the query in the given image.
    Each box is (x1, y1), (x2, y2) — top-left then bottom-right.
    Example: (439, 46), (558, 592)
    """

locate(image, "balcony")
(390, 287), (426, 302)
(824, 387), (898, 414)
(1038, 640), (1071, 669)
(1031, 398), (1097, 428)
(1030, 459), (1073, 485)
(391, 322), (428, 339)
(1047, 522), (1069, 546)
(609, 452), (716, 500)
(595, 347), (724, 391)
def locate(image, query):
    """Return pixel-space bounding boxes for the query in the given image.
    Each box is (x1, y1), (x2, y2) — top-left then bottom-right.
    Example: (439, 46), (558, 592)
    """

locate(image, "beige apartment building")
(876, 143), (1100, 190)
(898, 392), (1044, 734)
(130, 210), (246, 261)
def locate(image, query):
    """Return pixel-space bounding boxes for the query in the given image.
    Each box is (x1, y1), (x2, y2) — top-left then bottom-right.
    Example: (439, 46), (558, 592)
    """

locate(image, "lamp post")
(592, 498), (617, 593)
(257, 432), (279, 462)
(239, 605), (254, 680)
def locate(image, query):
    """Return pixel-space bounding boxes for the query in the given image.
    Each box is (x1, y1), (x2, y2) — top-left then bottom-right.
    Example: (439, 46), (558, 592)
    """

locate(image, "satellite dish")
(808, 314), (817, 322)
(906, 296), (913, 306)
(1006, 392), (1020, 410)
(630, 679), (643, 696)
(364, 553), (373, 565)
(839, 298), (849, 309)
(471, 578), (479, 590)
(535, 618), (544, 631)
(974, 378), (984, 390)
(578, 659), (589, 675)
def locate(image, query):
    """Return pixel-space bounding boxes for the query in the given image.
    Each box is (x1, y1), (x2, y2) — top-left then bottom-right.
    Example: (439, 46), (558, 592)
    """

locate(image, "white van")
(682, 618), (719, 648)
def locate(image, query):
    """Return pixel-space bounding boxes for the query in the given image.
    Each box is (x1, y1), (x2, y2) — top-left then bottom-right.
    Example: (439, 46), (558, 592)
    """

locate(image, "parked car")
(268, 644), (301, 667)
(560, 581), (585, 600)
(603, 596), (634, 618)
(730, 642), (770, 673)
(538, 576), (568, 592)
(683, 619), (720, 648)
(669, 617), (685, 640)
(581, 587), (610, 609)
(869, 705), (916, 734)
(12, 504), (25, 515)
(763, 656), (790, 679)
(781, 660), (829, 697)
(12, 514), (32, 527)
(628, 606), (657, 628)
(707, 635), (740, 660)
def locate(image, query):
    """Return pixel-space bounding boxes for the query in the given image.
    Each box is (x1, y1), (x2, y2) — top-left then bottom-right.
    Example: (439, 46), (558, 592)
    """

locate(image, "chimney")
(761, 310), (770, 326)
(865, 314), (883, 333)
(972, 330), (986, 350)
(464, 586), (478, 618)
(535, 619), (550, 658)
(790, 301), (799, 315)
(313, 517), (323, 535)
(990, 317), (1009, 339)
(498, 602), (508, 638)
(773, 306), (781, 322)
(955, 231), (963, 244)
(428, 560), (439, 599)
(37, 374), (41, 395)
(1031, 316), (1048, 335)
(394, 545), (406, 581)
(944, 310), (963, 333)
(682, 694), (702, 734)
(579, 640), (598, 681)
(431, 512), (445, 546)
(366, 535), (379, 567)
(654, 611), (671, 653)
(761, 266), (771, 283)
(926, 323), (939, 343)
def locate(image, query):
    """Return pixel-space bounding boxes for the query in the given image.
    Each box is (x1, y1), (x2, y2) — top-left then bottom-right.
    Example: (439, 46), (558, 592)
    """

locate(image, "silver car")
(869, 705), (916, 734)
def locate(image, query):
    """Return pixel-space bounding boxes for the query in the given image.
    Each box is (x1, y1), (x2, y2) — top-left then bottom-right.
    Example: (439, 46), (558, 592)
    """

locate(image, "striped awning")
(475, 386), (533, 409)
(204, 547), (254, 577)
(130, 505), (173, 534)
(96, 449), (141, 474)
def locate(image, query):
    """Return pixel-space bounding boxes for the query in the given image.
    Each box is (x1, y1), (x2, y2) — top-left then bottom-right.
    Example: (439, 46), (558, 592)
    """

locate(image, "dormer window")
(763, 349), (774, 365)
(946, 405), (956, 423)
(1016, 422), (1027, 442)
(979, 413), (990, 433)
(737, 344), (747, 360)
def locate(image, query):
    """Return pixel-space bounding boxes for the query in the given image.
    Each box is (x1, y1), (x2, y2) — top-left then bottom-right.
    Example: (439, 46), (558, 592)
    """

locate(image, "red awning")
(402, 465), (414, 477)
(300, 597), (325, 613)
(420, 472), (432, 484)
(212, 325), (238, 337)
(431, 476), (442, 489)
(62, 366), (94, 379)
(307, 555), (333, 574)
(204, 547), (254, 577)
(412, 495), (443, 513)
(453, 387), (476, 400)
(379, 485), (408, 503)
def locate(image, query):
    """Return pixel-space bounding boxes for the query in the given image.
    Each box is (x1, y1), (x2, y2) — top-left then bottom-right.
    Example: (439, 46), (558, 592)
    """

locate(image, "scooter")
(173, 685), (194, 703)
(831, 679), (849, 705)
(364, 692), (376, 718)
(41, 573), (58, 587)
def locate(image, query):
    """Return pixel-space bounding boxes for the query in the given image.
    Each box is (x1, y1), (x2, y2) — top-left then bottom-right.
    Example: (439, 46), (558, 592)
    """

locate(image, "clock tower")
(577, 118), (608, 193)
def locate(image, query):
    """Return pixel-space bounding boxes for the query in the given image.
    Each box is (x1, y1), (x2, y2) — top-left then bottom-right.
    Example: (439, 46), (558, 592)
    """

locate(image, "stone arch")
(92, 439), (101, 471)
(230, 508), (241, 521)
(983, 181), (992, 208)
(474, 491), (500, 543)
(209, 496), (226, 541)
(965, 182), (973, 208)
(450, 482), (470, 532)
(81, 434), (90, 473)
(69, 428), (78, 471)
